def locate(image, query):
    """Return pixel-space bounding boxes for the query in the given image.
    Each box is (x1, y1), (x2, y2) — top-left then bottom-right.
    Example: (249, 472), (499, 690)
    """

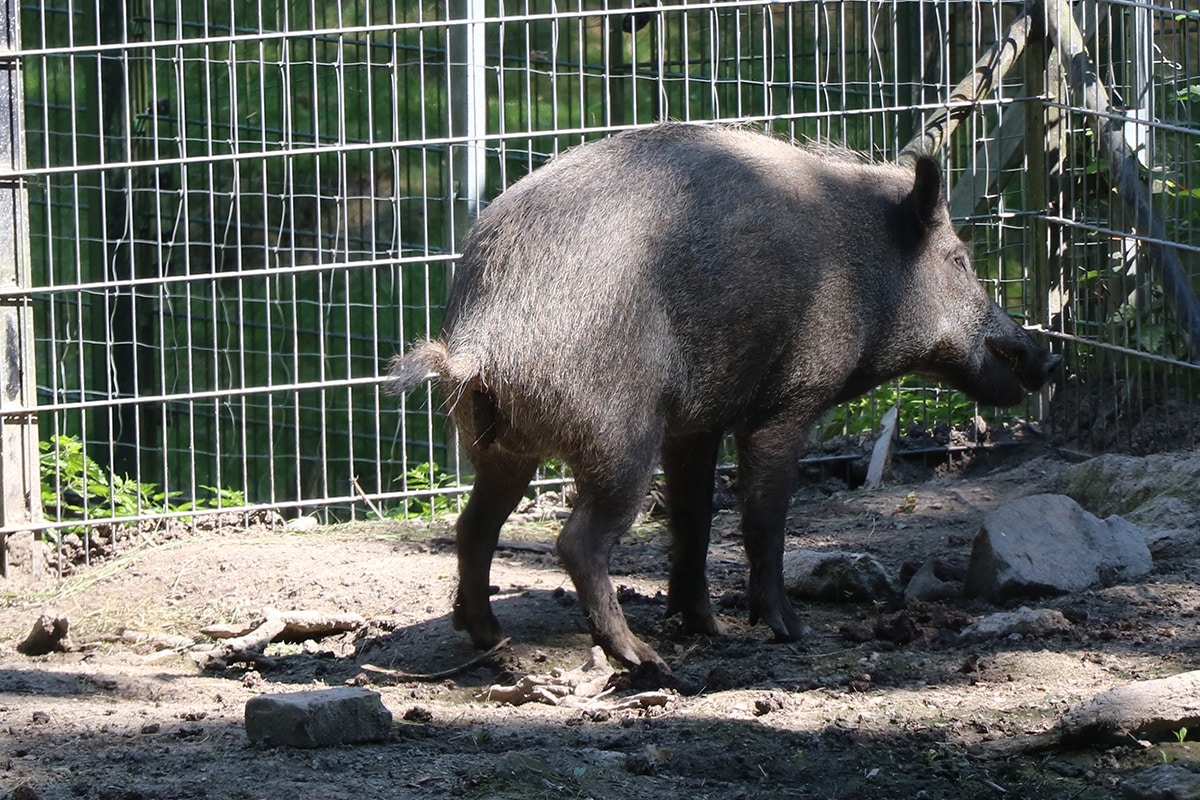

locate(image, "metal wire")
(6, 0), (1199, 562)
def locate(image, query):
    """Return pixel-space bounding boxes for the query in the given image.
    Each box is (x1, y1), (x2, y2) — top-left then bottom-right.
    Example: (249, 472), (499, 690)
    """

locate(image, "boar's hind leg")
(452, 452), (540, 650)
(662, 431), (727, 636)
(557, 465), (668, 671)
(736, 428), (809, 642)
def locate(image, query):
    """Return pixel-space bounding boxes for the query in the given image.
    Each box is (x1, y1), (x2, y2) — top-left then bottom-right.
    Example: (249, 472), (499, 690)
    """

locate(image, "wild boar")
(389, 123), (1059, 671)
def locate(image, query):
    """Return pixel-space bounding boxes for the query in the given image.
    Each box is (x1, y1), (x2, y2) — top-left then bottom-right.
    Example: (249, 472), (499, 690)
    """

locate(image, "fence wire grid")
(1, 0), (1199, 566)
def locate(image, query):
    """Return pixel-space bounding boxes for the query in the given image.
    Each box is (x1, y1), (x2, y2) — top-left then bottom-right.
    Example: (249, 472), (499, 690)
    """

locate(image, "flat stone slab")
(1058, 670), (1200, 743)
(245, 687), (393, 748)
(1068, 453), (1200, 519)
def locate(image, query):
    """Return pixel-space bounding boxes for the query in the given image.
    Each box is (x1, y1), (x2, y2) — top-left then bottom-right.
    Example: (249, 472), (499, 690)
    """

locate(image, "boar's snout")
(985, 335), (1061, 394)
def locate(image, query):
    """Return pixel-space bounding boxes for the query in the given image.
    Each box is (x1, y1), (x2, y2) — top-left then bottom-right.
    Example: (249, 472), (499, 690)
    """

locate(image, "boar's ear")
(911, 156), (943, 225)
(896, 155), (944, 248)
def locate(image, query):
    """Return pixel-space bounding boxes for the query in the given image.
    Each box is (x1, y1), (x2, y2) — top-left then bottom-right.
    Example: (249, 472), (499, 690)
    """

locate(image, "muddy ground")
(3, 445), (1200, 800)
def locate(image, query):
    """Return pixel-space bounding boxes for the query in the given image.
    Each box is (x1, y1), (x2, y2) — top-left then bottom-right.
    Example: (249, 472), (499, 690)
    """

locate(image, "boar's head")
(898, 156), (1061, 406)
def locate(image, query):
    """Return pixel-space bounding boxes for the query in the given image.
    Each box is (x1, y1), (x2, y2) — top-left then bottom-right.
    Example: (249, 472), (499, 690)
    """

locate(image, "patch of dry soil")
(3, 450), (1200, 799)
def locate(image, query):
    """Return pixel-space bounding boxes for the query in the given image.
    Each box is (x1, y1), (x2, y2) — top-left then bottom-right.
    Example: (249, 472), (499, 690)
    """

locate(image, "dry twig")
(359, 637), (512, 683)
(193, 608), (366, 669)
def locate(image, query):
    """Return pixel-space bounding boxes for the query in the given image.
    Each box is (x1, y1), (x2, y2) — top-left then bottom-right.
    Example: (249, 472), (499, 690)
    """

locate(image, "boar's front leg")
(452, 451), (540, 649)
(662, 430), (727, 636)
(736, 426), (808, 642)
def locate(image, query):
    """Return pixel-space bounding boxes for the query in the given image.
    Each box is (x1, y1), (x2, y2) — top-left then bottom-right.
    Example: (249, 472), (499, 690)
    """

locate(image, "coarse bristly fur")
(386, 122), (1059, 671)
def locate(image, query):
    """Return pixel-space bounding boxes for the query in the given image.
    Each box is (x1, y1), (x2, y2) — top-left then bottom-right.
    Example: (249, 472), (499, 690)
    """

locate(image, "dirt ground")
(3, 445), (1200, 800)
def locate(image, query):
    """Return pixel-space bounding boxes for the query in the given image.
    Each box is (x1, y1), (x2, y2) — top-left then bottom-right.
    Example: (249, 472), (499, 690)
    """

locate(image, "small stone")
(903, 558), (960, 603)
(402, 706), (433, 724)
(17, 615), (72, 656)
(285, 515), (320, 533)
(1120, 764), (1200, 800)
(783, 550), (895, 602)
(245, 687), (392, 748)
(958, 608), (1072, 645)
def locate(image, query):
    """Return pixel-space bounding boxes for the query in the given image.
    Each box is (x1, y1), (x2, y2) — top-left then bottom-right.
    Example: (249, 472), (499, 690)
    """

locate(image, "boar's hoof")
(452, 604), (503, 651)
(669, 605), (728, 637)
(686, 614), (729, 637)
(750, 601), (811, 643)
(600, 634), (670, 675)
(770, 622), (814, 643)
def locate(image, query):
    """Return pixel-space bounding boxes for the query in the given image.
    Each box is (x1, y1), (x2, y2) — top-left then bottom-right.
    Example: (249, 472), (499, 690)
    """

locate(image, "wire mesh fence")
(1, 0), (1198, 570)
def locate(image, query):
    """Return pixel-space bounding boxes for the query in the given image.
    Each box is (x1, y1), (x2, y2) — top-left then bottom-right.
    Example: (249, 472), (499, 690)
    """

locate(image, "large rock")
(964, 494), (1152, 601)
(1068, 453), (1200, 522)
(245, 687), (393, 748)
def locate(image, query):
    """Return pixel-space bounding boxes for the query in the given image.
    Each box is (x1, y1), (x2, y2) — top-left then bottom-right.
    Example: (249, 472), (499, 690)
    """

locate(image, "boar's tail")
(386, 340), (463, 394)
(387, 341), (507, 450)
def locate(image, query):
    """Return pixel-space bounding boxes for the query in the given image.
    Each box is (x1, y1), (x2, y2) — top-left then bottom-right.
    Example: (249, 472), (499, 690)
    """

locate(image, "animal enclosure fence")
(0, 0), (1198, 572)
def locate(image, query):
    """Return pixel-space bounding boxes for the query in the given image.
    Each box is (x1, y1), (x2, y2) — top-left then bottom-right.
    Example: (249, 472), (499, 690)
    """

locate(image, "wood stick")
(194, 609), (366, 669)
(352, 474), (386, 519)
(431, 536), (555, 555)
(359, 637), (511, 683)
(898, 8), (1036, 165)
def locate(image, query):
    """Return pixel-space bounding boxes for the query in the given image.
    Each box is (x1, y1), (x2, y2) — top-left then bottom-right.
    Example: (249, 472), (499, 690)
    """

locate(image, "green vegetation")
(395, 461), (460, 517)
(40, 435), (246, 536)
(821, 376), (984, 440)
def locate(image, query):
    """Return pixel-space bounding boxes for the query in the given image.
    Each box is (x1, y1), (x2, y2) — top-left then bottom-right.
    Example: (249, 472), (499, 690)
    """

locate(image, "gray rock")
(1068, 453), (1200, 520)
(964, 494), (1152, 601)
(1121, 764), (1200, 800)
(782, 550), (894, 602)
(903, 558), (960, 603)
(1126, 494), (1200, 534)
(245, 687), (393, 748)
(1146, 528), (1200, 561)
(1067, 455), (1200, 560)
(957, 607), (1072, 644)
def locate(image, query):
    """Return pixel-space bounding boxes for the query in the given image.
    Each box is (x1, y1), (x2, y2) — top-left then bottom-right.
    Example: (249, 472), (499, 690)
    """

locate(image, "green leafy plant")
(40, 435), (173, 524)
(40, 434), (247, 534)
(173, 485), (247, 513)
(821, 377), (982, 441)
(396, 462), (459, 516)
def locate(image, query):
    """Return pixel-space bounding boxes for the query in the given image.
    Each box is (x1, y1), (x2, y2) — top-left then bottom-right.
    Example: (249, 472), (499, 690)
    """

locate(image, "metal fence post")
(448, 0), (488, 244)
(0, 0), (42, 574)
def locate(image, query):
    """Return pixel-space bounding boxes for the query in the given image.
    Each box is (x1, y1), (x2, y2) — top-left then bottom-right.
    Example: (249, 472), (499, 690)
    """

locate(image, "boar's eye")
(952, 253), (971, 273)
